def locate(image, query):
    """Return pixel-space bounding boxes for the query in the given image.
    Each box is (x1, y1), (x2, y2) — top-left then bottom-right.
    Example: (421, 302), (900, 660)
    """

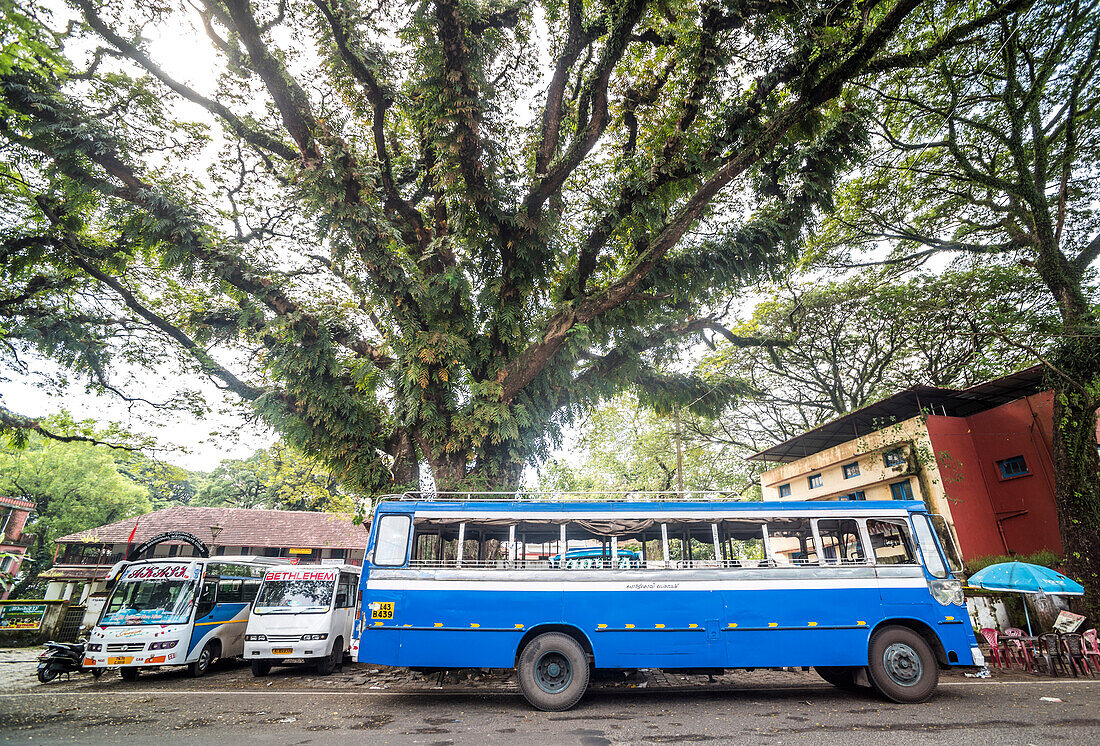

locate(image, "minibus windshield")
(253, 579), (334, 614)
(100, 562), (200, 626)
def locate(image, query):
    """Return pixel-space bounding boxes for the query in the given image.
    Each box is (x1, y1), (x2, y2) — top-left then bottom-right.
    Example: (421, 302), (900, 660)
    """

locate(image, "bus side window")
(241, 577), (261, 603)
(866, 519), (918, 565)
(767, 519), (819, 566)
(816, 519), (865, 564)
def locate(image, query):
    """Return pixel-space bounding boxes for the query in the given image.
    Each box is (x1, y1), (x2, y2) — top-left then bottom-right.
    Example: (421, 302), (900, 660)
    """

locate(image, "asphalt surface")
(2, 651), (1098, 744)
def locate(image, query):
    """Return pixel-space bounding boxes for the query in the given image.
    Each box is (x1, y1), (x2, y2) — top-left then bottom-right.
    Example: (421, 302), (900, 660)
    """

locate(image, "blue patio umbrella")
(967, 562), (1085, 635)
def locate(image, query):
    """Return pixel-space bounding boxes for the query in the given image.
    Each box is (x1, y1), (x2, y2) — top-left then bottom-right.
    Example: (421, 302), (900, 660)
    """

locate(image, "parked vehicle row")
(74, 557), (361, 680)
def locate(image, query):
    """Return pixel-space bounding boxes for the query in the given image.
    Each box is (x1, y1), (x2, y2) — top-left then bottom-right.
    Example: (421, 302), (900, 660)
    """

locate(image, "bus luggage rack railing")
(401, 557), (869, 570)
(376, 490), (754, 504)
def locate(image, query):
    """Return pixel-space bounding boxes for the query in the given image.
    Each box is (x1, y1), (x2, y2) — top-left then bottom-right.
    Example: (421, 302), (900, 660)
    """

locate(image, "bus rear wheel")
(517, 633), (589, 712)
(813, 666), (862, 690)
(867, 626), (938, 703)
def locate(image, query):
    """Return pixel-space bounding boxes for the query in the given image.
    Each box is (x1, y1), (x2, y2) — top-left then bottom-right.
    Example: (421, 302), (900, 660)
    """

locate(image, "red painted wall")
(925, 391), (1097, 561)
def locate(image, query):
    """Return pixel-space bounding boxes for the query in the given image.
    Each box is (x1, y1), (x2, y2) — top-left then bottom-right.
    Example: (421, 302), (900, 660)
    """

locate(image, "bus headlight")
(87, 644), (102, 652)
(149, 640), (178, 650)
(245, 634), (267, 642)
(929, 579), (965, 606)
(301, 634), (328, 641)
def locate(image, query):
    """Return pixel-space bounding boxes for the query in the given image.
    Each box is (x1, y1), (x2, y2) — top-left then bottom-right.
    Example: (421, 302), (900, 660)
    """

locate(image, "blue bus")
(356, 494), (979, 710)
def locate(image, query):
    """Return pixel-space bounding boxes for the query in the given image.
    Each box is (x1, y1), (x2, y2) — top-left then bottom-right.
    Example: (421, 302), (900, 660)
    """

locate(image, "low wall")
(0, 599), (70, 647)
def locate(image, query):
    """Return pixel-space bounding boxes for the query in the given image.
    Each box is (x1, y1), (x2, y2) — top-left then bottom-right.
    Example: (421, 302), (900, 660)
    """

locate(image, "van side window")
(866, 519), (918, 565)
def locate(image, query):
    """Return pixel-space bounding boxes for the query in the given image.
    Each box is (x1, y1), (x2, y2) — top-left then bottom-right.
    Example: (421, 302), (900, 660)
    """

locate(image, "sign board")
(127, 531), (209, 561)
(288, 548), (313, 555)
(0, 603), (48, 630)
(1053, 610), (1086, 633)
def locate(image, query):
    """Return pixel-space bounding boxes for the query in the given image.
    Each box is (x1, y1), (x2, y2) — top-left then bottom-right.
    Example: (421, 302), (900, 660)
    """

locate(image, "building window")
(997, 455), (1029, 480)
(778, 484), (791, 498)
(842, 462), (860, 479)
(808, 474), (823, 489)
(883, 449), (906, 467)
(840, 491), (866, 501)
(0, 555), (13, 573)
(890, 480), (914, 500)
(326, 548), (347, 560)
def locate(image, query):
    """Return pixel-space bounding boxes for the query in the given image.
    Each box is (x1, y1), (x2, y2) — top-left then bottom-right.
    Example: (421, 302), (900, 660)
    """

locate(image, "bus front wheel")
(251, 661), (272, 677)
(120, 667), (139, 682)
(516, 633), (589, 712)
(316, 637), (343, 676)
(189, 642), (217, 678)
(867, 626), (938, 703)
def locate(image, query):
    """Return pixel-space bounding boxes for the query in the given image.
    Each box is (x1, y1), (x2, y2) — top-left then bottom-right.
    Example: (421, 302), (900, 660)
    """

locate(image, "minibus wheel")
(188, 641), (218, 678)
(251, 661), (272, 677)
(120, 668), (139, 682)
(316, 637), (343, 676)
(867, 625), (938, 703)
(813, 666), (861, 690)
(516, 632), (589, 711)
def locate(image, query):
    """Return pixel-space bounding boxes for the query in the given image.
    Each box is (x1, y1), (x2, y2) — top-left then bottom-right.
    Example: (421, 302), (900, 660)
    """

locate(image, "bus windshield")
(253, 579), (334, 614)
(100, 562), (201, 626)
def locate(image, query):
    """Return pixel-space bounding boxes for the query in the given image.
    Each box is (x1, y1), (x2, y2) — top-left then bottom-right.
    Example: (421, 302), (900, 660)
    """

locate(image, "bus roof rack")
(374, 490), (756, 504)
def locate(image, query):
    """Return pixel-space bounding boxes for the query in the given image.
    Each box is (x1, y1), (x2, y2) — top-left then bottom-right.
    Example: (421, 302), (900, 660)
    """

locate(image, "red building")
(0, 495), (36, 599)
(753, 366), (1098, 562)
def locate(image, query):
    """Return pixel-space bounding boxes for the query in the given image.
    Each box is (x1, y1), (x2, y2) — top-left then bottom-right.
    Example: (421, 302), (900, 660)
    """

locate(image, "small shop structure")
(39, 506), (370, 625)
(750, 366), (1099, 563)
(1, 495), (36, 600)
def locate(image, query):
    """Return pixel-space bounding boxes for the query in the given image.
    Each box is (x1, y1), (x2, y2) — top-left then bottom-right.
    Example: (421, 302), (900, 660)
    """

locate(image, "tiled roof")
(0, 495), (35, 510)
(56, 506), (370, 549)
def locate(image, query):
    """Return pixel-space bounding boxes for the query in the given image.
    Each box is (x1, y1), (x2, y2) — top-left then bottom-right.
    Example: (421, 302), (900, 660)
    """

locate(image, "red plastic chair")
(1083, 629), (1100, 675)
(1002, 627), (1034, 671)
(979, 628), (1007, 669)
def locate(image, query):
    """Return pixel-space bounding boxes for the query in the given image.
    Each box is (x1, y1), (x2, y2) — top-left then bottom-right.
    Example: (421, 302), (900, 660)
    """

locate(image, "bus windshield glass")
(100, 562), (201, 626)
(253, 579), (334, 614)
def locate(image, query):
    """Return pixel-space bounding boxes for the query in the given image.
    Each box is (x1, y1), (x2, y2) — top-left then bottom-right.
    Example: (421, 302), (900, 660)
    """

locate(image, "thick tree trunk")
(1050, 369), (1100, 621)
(385, 428), (420, 490)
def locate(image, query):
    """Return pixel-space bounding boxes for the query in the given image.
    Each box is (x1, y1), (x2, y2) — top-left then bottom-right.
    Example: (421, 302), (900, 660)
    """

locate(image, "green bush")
(966, 550), (1062, 575)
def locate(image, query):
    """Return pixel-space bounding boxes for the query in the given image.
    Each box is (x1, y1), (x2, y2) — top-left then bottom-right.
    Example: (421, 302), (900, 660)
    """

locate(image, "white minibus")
(86, 556), (287, 679)
(244, 564), (361, 676)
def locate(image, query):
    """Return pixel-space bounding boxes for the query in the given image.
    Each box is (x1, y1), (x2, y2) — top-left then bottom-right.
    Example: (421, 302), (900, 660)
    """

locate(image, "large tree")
(0, 0), (1011, 492)
(820, 0), (1100, 611)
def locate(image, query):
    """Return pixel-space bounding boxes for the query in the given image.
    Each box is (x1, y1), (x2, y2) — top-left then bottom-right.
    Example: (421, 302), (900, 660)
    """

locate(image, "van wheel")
(189, 642), (217, 678)
(814, 666), (862, 690)
(867, 626), (938, 703)
(120, 668), (140, 682)
(316, 638), (342, 676)
(251, 661), (272, 677)
(517, 633), (589, 711)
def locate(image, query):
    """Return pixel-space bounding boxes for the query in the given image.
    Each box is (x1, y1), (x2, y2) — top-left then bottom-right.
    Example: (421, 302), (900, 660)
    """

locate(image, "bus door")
(188, 570), (219, 660)
(867, 518), (931, 613)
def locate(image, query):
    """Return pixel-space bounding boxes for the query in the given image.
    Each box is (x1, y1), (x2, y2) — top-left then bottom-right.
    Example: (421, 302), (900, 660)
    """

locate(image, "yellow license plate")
(108, 656), (132, 665)
(272, 648), (294, 655)
(371, 602), (394, 620)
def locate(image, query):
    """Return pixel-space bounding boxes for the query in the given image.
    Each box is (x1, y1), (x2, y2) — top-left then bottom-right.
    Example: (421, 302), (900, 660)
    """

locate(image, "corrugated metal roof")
(56, 505), (370, 549)
(749, 365), (1046, 464)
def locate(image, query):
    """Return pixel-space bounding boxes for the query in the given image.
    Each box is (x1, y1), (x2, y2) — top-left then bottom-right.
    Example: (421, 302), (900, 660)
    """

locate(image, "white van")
(244, 565), (361, 676)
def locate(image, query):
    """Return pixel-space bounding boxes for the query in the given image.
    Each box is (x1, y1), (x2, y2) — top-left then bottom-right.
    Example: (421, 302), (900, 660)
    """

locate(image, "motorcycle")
(37, 640), (104, 683)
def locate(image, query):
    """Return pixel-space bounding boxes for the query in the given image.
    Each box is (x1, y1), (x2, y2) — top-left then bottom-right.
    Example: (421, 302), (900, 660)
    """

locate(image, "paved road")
(2, 671), (1098, 744)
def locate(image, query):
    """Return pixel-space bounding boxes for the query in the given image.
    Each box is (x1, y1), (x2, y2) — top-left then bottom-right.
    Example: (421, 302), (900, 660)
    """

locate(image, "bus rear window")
(866, 519), (918, 565)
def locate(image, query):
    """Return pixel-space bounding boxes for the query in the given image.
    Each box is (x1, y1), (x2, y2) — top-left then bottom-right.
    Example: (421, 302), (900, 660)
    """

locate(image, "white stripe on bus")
(364, 578), (928, 592)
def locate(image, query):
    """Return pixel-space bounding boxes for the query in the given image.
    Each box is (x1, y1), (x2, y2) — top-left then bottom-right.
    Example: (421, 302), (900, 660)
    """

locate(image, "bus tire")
(516, 632), (589, 711)
(90, 668), (105, 680)
(316, 638), (342, 676)
(189, 641), (217, 678)
(120, 667), (140, 682)
(251, 661), (272, 677)
(814, 666), (862, 690)
(867, 625), (938, 703)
